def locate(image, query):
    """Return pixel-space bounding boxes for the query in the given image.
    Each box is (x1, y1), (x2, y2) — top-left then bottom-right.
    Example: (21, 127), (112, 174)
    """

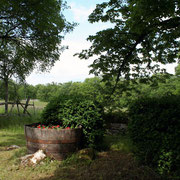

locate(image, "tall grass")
(0, 100), (46, 133)
(0, 114), (40, 133)
(0, 113), (41, 148)
(0, 101), (45, 149)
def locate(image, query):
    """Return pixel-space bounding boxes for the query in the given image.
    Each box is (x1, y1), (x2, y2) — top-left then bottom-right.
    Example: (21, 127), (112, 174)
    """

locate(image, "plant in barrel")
(25, 94), (105, 160)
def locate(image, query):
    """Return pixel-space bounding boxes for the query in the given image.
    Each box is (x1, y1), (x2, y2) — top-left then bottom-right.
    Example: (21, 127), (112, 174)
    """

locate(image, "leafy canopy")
(77, 0), (180, 85)
(0, 0), (75, 80)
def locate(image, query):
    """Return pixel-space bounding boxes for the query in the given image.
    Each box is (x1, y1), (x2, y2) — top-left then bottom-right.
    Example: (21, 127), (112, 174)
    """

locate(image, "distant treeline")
(0, 71), (180, 110)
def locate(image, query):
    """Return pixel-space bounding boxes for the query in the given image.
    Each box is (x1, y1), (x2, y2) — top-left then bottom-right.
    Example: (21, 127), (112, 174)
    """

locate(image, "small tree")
(0, 0), (75, 113)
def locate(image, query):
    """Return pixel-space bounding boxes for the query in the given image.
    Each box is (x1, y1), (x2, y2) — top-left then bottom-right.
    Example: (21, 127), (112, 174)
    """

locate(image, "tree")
(77, 0), (180, 92)
(175, 64), (180, 76)
(36, 82), (60, 102)
(0, 0), (75, 113)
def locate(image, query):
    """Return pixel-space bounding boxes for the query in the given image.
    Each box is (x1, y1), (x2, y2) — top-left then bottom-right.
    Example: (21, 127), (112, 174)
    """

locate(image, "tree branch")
(111, 32), (149, 94)
(111, 16), (180, 94)
(158, 17), (180, 30)
(5, 23), (21, 36)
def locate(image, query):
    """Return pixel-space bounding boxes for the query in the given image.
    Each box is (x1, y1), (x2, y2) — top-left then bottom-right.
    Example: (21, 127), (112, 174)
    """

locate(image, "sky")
(26, 0), (177, 85)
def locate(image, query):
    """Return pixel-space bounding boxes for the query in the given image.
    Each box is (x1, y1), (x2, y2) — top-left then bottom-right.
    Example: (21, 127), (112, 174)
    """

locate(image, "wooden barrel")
(24, 123), (82, 160)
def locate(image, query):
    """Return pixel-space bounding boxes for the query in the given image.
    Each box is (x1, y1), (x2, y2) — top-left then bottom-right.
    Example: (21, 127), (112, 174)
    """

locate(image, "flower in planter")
(25, 123), (83, 161)
(33, 124), (71, 130)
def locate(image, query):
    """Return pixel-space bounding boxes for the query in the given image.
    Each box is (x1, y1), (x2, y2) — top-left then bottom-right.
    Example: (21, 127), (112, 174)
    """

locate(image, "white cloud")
(161, 63), (177, 74)
(26, 37), (177, 85)
(70, 2), (94, 23)
(26, 39), (94, 85)
(50, 40), (94, 81)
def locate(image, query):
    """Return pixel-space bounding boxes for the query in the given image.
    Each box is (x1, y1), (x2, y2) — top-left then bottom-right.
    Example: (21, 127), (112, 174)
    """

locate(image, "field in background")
(0, 100), (47, 134)
(0, 99), (47, 115)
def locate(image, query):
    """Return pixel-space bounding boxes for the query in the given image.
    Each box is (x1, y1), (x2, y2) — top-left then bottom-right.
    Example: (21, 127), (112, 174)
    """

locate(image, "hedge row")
(128, 95), (180, 178)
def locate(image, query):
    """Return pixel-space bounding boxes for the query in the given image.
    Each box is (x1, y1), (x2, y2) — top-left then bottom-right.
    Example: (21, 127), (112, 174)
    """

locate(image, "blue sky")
(26, 0), (177, 85)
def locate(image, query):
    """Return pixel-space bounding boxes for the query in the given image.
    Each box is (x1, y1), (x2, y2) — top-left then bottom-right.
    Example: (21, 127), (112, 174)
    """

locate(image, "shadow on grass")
(38, 151), (162, 180)
(37, 134), (162, 180)
(0, 132), (26, 147)
(101, 134), (134, 153)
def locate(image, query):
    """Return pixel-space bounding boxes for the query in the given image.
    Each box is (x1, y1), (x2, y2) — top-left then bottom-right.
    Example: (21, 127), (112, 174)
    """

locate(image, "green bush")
(41, 94), (105, 149)
(128, 95), (180, 178)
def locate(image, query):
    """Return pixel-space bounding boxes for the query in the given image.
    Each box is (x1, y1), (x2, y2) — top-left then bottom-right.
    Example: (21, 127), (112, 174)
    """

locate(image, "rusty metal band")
(26, 136), (78, 144)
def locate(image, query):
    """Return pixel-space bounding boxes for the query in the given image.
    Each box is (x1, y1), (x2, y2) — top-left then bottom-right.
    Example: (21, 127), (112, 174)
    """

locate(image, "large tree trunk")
(4, 78), (9, 114)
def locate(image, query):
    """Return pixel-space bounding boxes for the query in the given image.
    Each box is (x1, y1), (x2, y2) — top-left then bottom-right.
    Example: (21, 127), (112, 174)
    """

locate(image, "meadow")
(0, 100), (161, 180)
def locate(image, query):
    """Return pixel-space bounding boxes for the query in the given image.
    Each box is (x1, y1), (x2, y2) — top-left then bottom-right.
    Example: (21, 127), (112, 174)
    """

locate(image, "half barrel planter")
(25, 123), (82, 160)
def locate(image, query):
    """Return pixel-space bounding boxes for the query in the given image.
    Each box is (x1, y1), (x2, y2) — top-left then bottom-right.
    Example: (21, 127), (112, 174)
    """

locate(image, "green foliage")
(0, 0), (74, 78)
(36, 83), (60, 102)
(128, 95), (180, 178)
(158, 150), (173, 176)
(0, 80), (17, 101)
(77, 0), (179, 83)
(34, 77), (106, 103)
(41, 94), (105, 149)
(0, 79), (37, 100)
(0, 0), (75, 113)
(175, 64), (180, 76)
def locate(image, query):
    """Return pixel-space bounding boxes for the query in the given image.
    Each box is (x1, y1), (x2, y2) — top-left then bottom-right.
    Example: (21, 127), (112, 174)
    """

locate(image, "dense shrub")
(128, 95), (180, 178)
(41, 94), (105, 149)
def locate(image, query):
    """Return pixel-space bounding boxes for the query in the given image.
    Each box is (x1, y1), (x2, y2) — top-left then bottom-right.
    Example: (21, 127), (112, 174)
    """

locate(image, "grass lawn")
(0, 131), (161, 180)
(0, 102), (161, 180)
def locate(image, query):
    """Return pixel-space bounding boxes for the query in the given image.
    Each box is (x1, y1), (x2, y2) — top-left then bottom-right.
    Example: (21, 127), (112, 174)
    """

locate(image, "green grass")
(0, 100), (46, 132)
(0, 132), (161, 180)
(0, 136), (160, 178)
(0, 102), (161, 180)
(104, 134), (134, 153)
(0, 111), (42, 135)
(0, 99), (47, 115)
